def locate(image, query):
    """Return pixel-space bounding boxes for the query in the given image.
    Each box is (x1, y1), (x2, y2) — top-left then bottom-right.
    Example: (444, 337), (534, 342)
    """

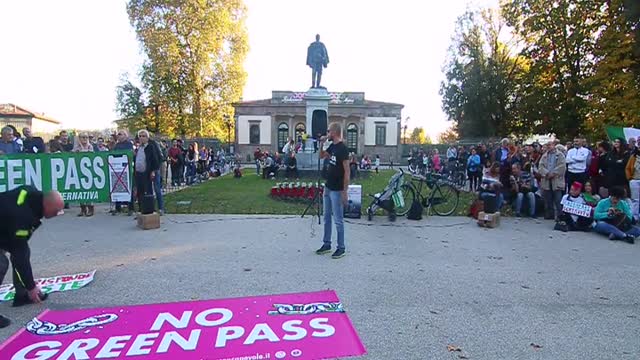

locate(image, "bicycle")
(401, 172), (460, 216)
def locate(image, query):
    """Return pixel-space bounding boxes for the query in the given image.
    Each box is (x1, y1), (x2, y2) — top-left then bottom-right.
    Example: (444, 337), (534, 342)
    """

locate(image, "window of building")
(375, 124), (386, 146)
(347, 123), (358, 153)
(295, 123), (306, 141)
(277, 122), (289, 150)
(249, 124), (260, 145)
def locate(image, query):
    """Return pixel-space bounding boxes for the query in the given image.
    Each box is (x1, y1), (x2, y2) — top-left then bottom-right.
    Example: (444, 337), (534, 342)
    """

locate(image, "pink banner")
(1, 290), (366, 360)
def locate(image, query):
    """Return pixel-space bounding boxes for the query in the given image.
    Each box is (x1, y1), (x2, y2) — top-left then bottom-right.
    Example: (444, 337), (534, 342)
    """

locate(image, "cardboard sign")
(561, 200), (592, 218)
(0, 290), (366, 360)
(0, 270), (95, 302)
(344, 185), (362, 219)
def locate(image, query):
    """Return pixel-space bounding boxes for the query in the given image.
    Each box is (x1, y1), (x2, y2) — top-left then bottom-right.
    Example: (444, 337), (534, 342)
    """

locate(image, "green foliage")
(586, 0), (640, 137)
(409, 127), (427, 144)
(441, 1), (639, 141)
(120, 0), (249, 137)
(440, 9), (529, 139)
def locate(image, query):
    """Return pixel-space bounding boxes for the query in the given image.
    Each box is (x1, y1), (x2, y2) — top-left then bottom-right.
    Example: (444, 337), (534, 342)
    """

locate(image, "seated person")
(261, 154), (272, 179)
(286, 152), (299, 180)
(479, 162), (504, 211)
(509, 163), (536, 217)
(593, 186), (640, 244)
(582, 180), (600, 207)
(555, 181), (594, 232)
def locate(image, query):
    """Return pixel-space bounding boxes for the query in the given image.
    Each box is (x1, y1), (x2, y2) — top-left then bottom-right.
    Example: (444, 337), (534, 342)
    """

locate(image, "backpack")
(406, 199), (423, 220)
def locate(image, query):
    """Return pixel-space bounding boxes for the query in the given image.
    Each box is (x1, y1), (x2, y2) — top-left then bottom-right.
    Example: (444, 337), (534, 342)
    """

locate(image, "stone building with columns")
(233, 90), (404, 161)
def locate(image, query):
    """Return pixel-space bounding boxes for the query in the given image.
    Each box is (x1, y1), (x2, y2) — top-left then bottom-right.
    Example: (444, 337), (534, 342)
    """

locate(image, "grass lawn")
(164, 169), (475, 216)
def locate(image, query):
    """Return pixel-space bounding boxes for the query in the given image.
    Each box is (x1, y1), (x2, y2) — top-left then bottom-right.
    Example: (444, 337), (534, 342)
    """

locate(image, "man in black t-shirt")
(316, 123), (350, 259)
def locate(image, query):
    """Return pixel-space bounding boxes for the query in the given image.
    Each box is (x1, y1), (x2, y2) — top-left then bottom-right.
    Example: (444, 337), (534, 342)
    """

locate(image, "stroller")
(366, 169), (406, 222)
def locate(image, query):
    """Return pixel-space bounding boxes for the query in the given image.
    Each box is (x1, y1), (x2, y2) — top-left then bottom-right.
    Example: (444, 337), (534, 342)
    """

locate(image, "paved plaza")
(1, 211), (639, 359)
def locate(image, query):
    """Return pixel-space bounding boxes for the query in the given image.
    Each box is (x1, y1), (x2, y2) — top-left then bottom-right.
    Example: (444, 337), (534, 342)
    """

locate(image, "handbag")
(605, 212), (632, 232)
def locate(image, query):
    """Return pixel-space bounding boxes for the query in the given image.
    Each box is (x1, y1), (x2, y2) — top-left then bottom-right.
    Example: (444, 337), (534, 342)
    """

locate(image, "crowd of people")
(0, 126), (238, 216)
(410, 136), (640, 244)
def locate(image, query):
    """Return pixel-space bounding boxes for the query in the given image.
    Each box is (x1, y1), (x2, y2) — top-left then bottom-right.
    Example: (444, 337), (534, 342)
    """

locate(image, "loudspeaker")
(141, 194), (156, 215)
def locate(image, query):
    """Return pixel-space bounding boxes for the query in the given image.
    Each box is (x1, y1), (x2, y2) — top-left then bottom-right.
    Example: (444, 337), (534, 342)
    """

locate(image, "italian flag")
(605, 126), (640, 142)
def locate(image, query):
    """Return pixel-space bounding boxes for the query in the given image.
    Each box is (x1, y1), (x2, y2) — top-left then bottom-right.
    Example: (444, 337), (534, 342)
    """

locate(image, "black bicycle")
(401, 172), (460, 216)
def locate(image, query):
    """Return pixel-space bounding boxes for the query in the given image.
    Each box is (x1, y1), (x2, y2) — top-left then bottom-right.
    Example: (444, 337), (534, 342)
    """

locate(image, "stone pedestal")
(304, 87), (331, 152)
(297, 152), (320, 170)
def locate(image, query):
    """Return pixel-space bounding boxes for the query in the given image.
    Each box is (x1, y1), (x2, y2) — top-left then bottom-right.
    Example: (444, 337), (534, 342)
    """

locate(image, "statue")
(306, 34), (329, 88)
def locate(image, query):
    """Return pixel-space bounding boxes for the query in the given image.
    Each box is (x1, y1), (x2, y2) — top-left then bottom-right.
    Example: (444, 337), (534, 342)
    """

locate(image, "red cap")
(571, 181), (583, 191)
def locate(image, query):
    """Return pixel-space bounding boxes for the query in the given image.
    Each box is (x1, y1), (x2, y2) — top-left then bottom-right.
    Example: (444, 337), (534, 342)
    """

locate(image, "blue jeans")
(593, 221), (640, 239)
(323, 188), (345, 250)
(480, 192), (504, 210)
(515, 192), (536, 216)
(153, 174), (164, 211)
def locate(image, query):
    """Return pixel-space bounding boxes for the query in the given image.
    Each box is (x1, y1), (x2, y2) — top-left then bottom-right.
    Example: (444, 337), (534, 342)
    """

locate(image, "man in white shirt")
(565, 137), (589, 192)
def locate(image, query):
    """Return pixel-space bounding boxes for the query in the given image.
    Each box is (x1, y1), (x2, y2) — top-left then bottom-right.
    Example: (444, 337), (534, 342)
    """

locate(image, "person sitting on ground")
(555, 181), (594, 232)
(510, 163), (536, 218)
(583, 180), (601, 208)
(593, 186), (640, 244)
(262, 154), (276, 179)
(286, 152), (299, 180)
(479, 162), (504, 211)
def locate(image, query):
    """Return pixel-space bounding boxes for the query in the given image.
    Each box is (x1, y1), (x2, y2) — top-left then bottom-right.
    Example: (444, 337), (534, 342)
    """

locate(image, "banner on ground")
(0, 270), (96, 302)
(605, 126), (640, 143)
(0, 151), (133, 203)
(561, 200), (592, 218)
(0, 290), (366, 360)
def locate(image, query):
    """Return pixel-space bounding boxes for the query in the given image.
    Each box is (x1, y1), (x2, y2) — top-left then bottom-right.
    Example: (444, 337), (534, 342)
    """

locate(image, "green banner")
(0, 151), (133, 203)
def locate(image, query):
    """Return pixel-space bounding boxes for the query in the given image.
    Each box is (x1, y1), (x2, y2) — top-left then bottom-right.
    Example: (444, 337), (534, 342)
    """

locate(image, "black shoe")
(623, 235), (635, 244)
(331, 249), (346, 259)
(12, 292), (48, 307)
(315, 245), (332, 255)
(0, 315), (10, 329)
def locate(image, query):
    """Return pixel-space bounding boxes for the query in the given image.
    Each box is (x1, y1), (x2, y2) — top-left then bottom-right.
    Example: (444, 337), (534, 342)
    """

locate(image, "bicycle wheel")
(430, 183), (459, 216)
(394, 184), (415, 216)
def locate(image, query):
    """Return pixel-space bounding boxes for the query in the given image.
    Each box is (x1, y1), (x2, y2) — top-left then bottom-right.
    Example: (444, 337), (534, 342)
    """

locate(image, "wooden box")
(137, 212), (160, 230)
(477, 211), (500, 228)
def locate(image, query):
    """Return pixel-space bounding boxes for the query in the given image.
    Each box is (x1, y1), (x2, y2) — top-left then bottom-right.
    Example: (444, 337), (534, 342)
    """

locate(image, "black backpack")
(406, 199), (423, 220)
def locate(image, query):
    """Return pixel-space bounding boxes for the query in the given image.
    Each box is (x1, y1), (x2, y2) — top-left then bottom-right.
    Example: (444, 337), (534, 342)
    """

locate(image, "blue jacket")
(594, 198), (632, 221)
(467, 154), (481, 172)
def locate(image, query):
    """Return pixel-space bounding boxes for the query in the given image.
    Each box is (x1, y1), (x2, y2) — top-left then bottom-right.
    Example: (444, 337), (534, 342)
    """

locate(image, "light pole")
(224, 114), (232, 154)
(403, 116), (410, 144)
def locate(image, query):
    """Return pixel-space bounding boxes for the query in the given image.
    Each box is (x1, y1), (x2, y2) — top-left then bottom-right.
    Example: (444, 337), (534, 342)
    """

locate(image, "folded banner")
(0, 151), (133, 203)
(0, 270), (96, 302)
(0, 290), (366, 360)
(606, 126), (640, 143)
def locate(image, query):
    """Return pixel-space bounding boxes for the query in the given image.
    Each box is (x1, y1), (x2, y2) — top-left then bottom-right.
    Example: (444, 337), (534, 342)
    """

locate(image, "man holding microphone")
(315, 123), (350, 259)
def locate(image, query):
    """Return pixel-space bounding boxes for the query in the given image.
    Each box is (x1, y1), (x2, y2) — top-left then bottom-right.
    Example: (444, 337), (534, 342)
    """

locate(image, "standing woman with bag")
(73, 133), (95, 216)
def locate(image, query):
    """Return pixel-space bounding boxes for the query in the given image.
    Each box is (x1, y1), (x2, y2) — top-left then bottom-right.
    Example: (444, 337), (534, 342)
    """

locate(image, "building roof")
(233, 91), (404, 109)
(0, 103), (61, 124)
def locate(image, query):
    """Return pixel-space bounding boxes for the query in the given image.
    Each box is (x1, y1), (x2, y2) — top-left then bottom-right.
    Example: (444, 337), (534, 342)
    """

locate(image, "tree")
(440, 9), (529, 139)
(585, 0), (640, 137)
(115, 76), (149, 133)
(502, 0), (604, 138)
(124, 0), (249, 137)
(438, 126), (459, 144)
(409, 127), (427, 144)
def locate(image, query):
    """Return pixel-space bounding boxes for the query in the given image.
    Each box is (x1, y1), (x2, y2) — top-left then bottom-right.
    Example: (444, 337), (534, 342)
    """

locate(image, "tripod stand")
(301, 143), (323, 224)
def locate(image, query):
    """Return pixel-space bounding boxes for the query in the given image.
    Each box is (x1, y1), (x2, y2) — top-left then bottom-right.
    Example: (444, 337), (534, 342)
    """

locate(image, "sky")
(0, 0), (498, 139)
